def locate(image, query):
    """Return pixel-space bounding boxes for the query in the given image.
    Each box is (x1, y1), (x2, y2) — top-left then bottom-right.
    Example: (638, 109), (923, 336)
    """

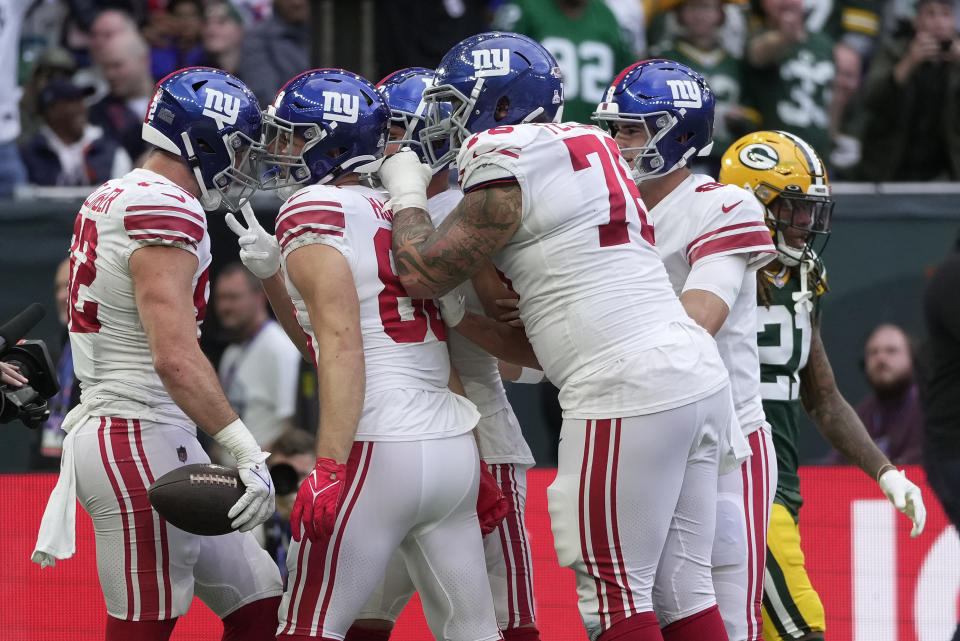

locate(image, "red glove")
(477, 461), (509, 536)
(291, 457), (347, 543)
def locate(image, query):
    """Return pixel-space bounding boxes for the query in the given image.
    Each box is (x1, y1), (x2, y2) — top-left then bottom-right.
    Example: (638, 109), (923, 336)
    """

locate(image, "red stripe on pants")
(494, 465), (518, 628)
(581, 419), (633, 631)
(109, 418), (163, 620)
(742, 430), (771, 641)
(281, 441), (373, 636)
(132, 419), (172, 619)
(98, 418), (135, 619)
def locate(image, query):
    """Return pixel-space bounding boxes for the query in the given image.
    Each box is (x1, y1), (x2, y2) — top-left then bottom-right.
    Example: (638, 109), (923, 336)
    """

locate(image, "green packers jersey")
(757, 269), (824, 519)
(651, 40), (745, 157)
(805, 0), (880, 44)
(492, 0), (635, 124)
(743, 31), (835, 156)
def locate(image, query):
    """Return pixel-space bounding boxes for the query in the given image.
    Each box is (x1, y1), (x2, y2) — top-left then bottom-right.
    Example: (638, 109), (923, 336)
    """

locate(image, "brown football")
(148, 463), (245, 536)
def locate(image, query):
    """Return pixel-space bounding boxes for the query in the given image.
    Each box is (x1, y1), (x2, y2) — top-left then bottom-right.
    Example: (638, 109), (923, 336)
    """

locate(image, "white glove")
(878, 469), (926, 538)
(225, 202), (282, 279)
(378, 149), (432, 213)
(438, 291), (466, 327)
(214, 419), (276, 532)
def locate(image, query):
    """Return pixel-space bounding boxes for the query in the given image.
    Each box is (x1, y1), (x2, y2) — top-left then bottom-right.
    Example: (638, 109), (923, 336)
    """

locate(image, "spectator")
(88, 31), (154, 164)
(493, 0), (635, 123)
(858, 0), (960, 181)
(829, 324), (924, 464)
(18, 46), (77, 143)
(0, 0), (32, 196)
(263, 428), (316, 578)
(603, 0), (647, 57)
(237, 0), (309, 106)
(373, 0), (491, 82)
(204, 1), (245, 75)
(149, 0), (207, 80)
(743, 0), (836, 156)
(651, 0), (756, 175)
(828, 42), (865, 177)
(34, 257), (80, 470)
(214, 263), (301, 452)
(20, 78), (131, 186)
(87, 8), (138, 62)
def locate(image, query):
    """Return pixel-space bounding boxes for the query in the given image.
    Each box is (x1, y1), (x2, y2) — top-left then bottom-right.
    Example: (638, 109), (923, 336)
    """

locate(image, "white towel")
(31, 405), (90, 568)
(719, 389), (753, 475)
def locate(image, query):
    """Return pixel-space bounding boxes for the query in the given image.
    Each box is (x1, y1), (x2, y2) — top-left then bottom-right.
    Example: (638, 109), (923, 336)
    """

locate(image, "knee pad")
(712, 493), (747, 568)
(547, 476), (580, 567)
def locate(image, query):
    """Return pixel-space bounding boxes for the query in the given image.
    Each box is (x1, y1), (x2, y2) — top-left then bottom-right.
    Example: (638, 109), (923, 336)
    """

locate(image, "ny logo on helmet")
(322, 91), (360, 124)
(665, 79), (702, 109)
(472, 49), (510, 77)
(202, 88), (241, 130)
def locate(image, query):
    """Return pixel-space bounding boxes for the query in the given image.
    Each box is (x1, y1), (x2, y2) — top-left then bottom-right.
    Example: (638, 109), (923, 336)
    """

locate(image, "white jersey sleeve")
(276, 184), (479, 442)
(679, 177), (775, 269)
(68, 168), (211, 425)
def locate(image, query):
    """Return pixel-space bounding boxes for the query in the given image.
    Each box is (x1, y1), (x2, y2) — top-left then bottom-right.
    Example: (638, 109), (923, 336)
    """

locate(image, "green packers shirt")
(757, 268), (824, 519)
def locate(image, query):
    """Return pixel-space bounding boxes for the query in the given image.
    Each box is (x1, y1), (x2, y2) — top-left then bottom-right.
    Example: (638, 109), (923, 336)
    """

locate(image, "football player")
(593, 59), (777, 641)
(343, 67), (541, 641)
(32, 68), (282, 641)
(225, 68), (502, 641)
(379, 31), (739, 641)
(719, 130), (926, 641)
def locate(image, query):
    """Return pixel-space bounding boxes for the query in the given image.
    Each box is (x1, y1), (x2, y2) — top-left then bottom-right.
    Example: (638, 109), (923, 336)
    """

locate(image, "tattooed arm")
(800, 320), (892, 479)
(391, 183), (523, 299)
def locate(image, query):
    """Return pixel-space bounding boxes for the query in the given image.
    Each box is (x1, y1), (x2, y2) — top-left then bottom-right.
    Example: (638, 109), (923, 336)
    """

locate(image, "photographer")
(1, 362), (28, 387)
(859, 0), (960, 180)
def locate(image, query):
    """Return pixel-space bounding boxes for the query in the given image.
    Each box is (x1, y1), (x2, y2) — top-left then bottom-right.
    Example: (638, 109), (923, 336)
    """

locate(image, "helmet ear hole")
(494, 96), (510, 122)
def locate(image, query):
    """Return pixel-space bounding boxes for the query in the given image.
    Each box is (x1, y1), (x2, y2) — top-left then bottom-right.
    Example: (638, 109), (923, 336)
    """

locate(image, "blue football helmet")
(142, 66), (262, 211)
(593, 59), (715, 183)
(259, 68), (390, 199)
(377, 67), (453, 172)
(419, 31), (564, 169)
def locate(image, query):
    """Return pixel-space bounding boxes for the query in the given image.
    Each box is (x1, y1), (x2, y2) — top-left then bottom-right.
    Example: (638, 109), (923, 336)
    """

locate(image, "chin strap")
(793, 258), (814, 314)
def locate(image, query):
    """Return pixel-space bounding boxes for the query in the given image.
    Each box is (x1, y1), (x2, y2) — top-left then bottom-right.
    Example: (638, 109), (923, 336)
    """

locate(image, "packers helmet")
(719, 130), (832, 266)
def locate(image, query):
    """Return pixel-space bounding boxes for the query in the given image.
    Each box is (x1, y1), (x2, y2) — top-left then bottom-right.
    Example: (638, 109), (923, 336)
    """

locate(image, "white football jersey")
(428, 188), (534, 464)
(276, 183), (479, 441)
(67, 168), (211, 426)
(457, 123), (728, 418)
(647, 173), (776, 435)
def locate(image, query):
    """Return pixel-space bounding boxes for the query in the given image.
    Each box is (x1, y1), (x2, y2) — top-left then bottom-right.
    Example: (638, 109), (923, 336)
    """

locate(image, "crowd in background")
(1, 0), (960, 197)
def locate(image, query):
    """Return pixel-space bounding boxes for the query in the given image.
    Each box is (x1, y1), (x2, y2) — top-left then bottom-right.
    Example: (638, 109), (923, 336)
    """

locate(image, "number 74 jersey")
(275, 183), (479, 442)
(456, 122), (729, 419)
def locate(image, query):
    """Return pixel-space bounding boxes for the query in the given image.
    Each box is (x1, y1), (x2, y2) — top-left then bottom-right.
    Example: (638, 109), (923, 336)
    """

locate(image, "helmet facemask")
(420, 81), (479, 170)
(760, 185), (833, 266)
(195, 129), (263, 211)
(599, 111), (711, 184)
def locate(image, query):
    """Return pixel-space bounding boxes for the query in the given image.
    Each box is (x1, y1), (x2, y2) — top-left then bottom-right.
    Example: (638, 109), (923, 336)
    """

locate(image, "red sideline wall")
(3, 466), (957, 640)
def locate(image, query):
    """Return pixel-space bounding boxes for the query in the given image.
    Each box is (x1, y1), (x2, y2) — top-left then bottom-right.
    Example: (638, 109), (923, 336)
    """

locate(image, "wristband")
(515, 367), (545, 384)
(213, 418), (260, 461)
(875, 463), (897, 483)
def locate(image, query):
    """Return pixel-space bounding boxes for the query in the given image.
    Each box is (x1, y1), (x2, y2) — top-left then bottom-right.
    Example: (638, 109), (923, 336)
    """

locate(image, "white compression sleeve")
(681, 253), (749, 311)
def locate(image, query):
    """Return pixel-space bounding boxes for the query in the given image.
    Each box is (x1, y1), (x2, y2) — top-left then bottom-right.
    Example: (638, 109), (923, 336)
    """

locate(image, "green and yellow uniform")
(492, 0), (635, 124)
(757, 265), (828, 640)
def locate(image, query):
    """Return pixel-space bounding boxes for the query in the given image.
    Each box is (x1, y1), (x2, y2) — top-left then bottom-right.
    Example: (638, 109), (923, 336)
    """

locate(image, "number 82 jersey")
(275, 184), (479, 441)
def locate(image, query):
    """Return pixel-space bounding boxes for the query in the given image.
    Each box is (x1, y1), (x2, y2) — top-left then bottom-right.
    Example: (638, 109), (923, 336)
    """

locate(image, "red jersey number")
(67, 215), (101, 333)
(562, 134), (655, 247)
(373, 228), (446, 343)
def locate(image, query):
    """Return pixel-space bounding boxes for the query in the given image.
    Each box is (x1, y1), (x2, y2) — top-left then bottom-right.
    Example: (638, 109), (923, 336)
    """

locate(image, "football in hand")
(148, 463), (245, 536)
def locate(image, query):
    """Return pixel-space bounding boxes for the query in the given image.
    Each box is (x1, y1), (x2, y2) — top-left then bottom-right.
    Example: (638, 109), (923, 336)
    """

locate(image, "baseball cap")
(38, 78), (93, 111)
